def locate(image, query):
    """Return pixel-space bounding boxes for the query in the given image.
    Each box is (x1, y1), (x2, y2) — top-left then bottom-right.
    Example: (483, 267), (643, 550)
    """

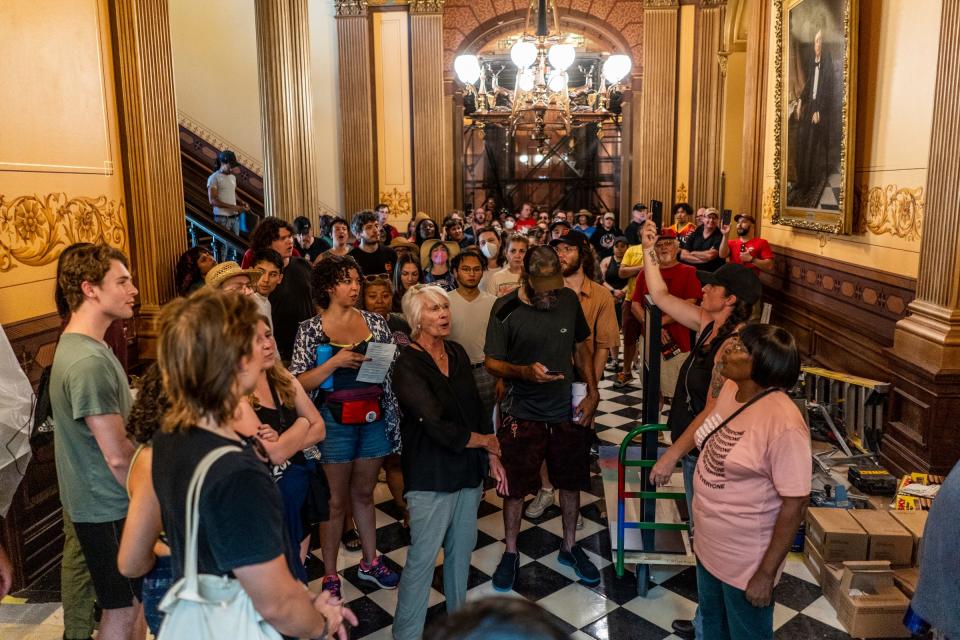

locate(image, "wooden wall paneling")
(739, 0), (769, 219)
(638, 2), (680, 208)
(689, 2), (725, 209)
(111, 0), (187, 358)
(410, 7), (446, 218)
(337, 3), (378, 217)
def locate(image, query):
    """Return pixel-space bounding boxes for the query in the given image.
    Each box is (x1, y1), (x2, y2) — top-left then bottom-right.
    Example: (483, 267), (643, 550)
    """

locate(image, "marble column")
(336, 0), (377, 217)
(739, 0), (770, 220)
(636, 1), (679, 208)
(254, 0), (321, 220)
(883, 0), (960, 474)
(689, 0), (726, 210)
(410, 0), (446, 217)
(111, 0), (186, 356)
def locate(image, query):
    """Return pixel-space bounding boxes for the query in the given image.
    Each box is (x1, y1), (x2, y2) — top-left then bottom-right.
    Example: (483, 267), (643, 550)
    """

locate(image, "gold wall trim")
(0, 193), (126, 272)
(856, 184), (924, 241)
(675, 182), (688, 203)
(379, 188), (412, 220)
(409, 0), (444, 13)
(761, 185), (775, 221)
(336, 0), (368, 16)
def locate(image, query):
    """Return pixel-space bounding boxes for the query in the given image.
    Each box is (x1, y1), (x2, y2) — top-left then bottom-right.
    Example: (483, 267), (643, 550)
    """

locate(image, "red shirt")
(726, 237), (773, 273)
(632, 263), (702, 352)
(514, 218), (536, 232)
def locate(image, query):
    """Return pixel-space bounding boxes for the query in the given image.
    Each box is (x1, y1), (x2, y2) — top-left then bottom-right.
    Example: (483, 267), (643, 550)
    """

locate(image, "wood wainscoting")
(762, 245), (916, 382)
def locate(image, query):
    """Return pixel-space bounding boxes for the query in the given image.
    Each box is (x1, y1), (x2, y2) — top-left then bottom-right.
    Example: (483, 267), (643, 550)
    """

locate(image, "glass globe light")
(547, 43), (576, 71)
(454, 55), (482, 85)
(602, 54), (632, 84)
(547, 70), (567, 93)
(534, 153), (544, 164)
(517, 69), (535, 92)
(519, 154), (529, 164)
(511, 41), (538, 69)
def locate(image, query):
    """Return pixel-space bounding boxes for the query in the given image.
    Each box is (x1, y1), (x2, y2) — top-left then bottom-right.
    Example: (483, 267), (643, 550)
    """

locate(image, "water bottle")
(315, 333), (334, 391)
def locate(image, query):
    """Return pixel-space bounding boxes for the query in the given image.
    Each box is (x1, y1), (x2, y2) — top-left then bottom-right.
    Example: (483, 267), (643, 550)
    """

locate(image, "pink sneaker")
(320, 575), (342, 600)
(357, 555), (400, 589)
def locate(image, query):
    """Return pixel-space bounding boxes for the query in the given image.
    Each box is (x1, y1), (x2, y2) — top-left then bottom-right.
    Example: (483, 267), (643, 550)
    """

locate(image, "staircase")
(178, 123), (265, 262)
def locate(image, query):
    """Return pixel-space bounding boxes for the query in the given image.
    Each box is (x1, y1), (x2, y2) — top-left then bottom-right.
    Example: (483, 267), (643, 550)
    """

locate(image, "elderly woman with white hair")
(390, 284), (507, 640)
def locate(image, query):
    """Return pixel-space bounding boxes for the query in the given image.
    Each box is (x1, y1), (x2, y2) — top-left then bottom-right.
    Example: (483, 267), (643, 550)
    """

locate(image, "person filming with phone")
(483, 245), (601, 593)
(718, 214), (775, 274)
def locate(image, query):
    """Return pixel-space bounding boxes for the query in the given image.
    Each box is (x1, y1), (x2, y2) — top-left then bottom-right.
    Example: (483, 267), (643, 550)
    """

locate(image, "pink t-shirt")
(692, 380), (811, 590)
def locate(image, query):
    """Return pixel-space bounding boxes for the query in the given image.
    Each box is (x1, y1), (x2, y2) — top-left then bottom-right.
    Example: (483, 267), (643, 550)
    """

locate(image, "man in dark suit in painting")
(795, 24), (834, 198)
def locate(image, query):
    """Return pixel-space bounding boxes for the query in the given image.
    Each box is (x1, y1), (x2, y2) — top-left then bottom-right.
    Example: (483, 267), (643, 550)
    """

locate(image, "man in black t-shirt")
(590, 212), (621, 259)
(484, 246), (601, 593)
(623, 202), (648, 246)
(349, 210), (397, 276)
(680, 207), (725, 271)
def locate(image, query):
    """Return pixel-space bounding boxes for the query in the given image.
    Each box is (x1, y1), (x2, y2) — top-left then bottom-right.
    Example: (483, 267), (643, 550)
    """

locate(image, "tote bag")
(157, 446), (282, 640)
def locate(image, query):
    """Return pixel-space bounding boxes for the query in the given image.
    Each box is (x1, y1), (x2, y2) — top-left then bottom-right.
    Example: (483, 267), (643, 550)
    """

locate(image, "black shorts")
(497, 416), (592, 499)
(73, 519), (142, 609)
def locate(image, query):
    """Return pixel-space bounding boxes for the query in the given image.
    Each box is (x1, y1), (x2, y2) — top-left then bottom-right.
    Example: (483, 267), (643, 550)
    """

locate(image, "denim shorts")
(318, 405), (392, 463)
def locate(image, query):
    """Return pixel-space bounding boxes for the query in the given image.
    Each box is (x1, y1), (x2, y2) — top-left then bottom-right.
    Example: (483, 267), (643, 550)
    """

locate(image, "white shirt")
(447, 288), (496, 364)
(207, 171), (238, 217)
(812, 57), (821, 101)
(485, 268), (523, 298)
(252, 292), (273, 330)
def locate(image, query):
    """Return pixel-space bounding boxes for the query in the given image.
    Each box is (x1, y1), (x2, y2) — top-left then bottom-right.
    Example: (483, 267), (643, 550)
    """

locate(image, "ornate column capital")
(700, 0), (727, 7)
(336, 0), (368, 17)
(409, 0), (444, 13)
(643, 0), (678, 8)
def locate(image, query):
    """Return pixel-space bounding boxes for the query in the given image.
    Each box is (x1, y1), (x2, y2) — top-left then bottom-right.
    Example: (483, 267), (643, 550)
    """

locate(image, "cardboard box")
(804, 536), (845, 606)
(849, 510), (914, 567)
(805, 508), (869, 562)
(834, 561), (910, 638)
(893, 567), (919, 598)
(888, 510), (927, 566)
(802, 536), (823, 583)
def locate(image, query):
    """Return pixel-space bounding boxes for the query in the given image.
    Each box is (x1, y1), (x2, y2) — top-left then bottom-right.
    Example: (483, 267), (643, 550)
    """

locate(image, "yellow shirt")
(621, 244), (646, 298)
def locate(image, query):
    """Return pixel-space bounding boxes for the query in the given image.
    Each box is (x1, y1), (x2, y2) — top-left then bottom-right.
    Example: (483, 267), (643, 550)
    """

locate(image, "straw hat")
(204, 261), (262, 289)
(390, 237), (418, 252)
(420, 240), (460, 269)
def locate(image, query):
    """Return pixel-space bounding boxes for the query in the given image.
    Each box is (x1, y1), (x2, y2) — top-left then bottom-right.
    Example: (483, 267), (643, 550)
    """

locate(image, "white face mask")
(481, 242), (499, 259)
(504, 220), (515, 230)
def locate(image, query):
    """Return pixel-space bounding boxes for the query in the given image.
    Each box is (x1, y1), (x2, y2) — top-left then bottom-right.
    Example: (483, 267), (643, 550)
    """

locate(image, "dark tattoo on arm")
(646, 249), (659, 266)
(709, 360), (726, 398)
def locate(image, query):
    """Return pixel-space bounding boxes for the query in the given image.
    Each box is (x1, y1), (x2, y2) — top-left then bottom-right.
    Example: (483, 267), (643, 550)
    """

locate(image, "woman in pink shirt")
(655, 324), (810, 640)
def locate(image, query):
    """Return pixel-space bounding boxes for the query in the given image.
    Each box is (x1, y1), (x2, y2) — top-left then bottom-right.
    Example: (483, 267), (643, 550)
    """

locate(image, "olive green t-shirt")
(51, 333), (132, 523)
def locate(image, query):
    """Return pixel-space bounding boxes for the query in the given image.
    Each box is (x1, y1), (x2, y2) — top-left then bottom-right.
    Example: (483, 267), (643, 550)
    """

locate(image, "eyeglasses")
(363, 274), (391, 284)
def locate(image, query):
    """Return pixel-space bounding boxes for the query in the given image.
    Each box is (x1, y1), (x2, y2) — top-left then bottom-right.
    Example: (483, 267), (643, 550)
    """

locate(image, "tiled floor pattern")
(0, 370), (853, 639)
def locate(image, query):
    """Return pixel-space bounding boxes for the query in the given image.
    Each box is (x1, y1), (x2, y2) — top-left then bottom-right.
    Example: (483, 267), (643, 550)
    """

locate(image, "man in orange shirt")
(668, 202), (696, 240)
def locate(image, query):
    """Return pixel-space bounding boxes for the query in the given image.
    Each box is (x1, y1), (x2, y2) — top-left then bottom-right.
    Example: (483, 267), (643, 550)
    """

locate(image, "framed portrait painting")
(773, 0), (858, 234)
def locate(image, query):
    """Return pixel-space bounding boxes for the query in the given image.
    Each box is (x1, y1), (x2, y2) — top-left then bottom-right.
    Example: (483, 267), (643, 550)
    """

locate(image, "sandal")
(341, 528), (362, 552)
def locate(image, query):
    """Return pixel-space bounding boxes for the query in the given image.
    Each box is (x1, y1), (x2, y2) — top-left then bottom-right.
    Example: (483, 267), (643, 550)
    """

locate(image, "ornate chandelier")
(453, 0), (632, 147)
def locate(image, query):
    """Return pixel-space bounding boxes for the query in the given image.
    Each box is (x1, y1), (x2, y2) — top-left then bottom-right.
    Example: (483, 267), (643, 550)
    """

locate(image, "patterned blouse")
(289, 310), (402, 457)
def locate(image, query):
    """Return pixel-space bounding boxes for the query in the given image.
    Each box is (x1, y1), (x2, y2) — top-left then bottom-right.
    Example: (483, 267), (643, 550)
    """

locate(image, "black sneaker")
(492, 552), (519, 592)
(558, 544), (600, 585)
(671, 619), (696, 640)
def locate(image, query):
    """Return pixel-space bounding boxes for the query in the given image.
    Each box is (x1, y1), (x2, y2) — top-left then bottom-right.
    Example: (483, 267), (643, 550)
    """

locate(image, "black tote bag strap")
(699, 388), (779, 450)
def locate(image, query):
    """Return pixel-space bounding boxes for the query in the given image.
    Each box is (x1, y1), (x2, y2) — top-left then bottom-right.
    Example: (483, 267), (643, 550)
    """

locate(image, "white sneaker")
(576, 514), (585, 530)
(525, 488), (556, 518)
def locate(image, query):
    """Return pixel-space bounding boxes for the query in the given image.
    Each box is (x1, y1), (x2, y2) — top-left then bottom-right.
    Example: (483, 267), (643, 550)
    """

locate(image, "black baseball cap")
(696, 263), (762, 305)
(217, 150), (239, 167)
(550, 229), (591, 253)
(524, 245), (565, 293)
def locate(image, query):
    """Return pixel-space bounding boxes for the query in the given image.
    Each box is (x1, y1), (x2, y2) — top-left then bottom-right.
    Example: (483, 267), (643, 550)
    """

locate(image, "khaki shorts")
(638, 336), (690, 399)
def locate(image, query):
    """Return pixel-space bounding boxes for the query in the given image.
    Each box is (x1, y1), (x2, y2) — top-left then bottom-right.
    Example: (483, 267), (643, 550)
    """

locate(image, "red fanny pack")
(326, 387), (383, 425)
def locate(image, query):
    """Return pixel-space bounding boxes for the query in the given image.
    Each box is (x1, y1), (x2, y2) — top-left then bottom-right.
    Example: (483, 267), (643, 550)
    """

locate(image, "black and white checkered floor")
(1, 370), (854, 639)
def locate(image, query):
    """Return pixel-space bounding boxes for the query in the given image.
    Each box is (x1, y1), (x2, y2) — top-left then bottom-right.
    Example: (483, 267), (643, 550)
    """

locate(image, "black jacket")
(393, 340), (490, 493)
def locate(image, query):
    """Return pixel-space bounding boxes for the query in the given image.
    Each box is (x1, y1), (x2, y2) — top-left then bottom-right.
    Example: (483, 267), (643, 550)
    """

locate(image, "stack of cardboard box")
(802, 507), (926, 638)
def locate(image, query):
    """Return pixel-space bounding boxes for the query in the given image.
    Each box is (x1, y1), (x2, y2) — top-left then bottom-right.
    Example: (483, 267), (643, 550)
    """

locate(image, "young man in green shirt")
(50, 244), (142, 640)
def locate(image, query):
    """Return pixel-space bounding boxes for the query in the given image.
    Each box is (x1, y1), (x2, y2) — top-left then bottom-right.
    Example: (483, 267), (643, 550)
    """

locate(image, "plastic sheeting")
(0, 328), (34, 518)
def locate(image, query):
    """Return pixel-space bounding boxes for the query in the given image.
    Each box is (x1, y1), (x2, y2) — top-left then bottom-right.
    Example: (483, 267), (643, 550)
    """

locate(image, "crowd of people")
(32, 185), (881, 640)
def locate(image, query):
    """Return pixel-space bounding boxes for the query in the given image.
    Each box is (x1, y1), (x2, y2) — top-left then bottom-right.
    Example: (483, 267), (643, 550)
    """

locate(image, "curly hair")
(351, 210), (378, 237)
(57, 243), (129, 313)
(158, 289), (261, 433)
(250, 217), (294, 253)
(127, 363), (168, 444)
(55, 242), (94, 318)
(311, 254), (360, 309)
(174, 246), (213, 297)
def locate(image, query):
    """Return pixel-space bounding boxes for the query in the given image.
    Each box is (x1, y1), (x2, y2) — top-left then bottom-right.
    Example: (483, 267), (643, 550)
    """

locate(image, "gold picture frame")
(773, 0), (858, 234)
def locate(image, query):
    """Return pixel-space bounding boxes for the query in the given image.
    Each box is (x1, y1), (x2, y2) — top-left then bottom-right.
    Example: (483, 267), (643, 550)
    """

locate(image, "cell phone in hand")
(650, 199), (663, 230)
(544, 369), (563, 377)
(721, 209), (733, 227)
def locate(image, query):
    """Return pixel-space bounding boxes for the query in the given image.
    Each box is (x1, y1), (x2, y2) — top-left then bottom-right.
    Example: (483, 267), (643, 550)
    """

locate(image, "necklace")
(415, 339), (446, 362)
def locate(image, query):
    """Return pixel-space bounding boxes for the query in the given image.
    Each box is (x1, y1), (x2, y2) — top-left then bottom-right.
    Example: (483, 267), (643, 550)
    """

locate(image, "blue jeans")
(318, 406), (392, 463)
(392, 484), (483, 640)
(697, 562), (774, 640)
(682, 453), (703, 639)
(142, 555), (173, 636)
(214, 214), (240, 236)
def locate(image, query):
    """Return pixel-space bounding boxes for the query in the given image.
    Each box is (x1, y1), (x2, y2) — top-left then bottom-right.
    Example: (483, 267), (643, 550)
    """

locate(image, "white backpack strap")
(182, 445), (243, 596)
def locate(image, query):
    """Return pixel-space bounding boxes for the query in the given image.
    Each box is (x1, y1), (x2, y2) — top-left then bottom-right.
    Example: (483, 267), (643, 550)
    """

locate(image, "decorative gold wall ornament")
(0, 193), (127, 272)
(717, 51), (729, 77)
(643, 0), (679, 7)
(409, 0), (444, 13)
(856, 184), (924, 241)
(336, 0), (368, 17)
(762, 186), (775, 220)
(379, 188), (412, 220)
(675, 182), (688, 203)
(772, 0), (859, 235)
